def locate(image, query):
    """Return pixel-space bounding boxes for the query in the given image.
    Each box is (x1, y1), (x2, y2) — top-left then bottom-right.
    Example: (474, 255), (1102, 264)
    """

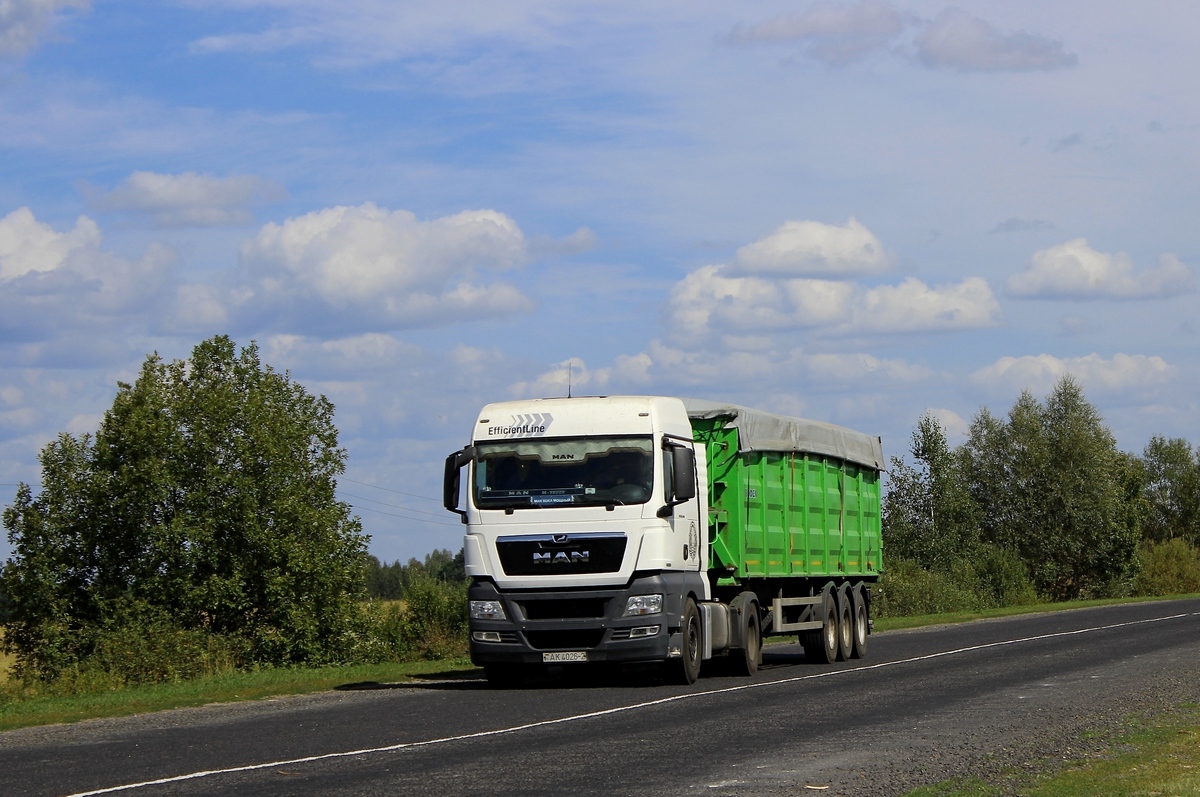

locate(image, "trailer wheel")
(836, 585), (853, 662)
(673, 598), (703, 685)
(484, 664), (525, 689)
(802, 589), (840, 664)
(850, 584), (868, 659)
(733, 604), (762, 677)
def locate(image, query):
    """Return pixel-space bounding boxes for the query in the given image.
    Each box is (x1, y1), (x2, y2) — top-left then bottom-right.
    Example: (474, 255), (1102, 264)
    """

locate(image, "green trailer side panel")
(692, 415), (883, 581)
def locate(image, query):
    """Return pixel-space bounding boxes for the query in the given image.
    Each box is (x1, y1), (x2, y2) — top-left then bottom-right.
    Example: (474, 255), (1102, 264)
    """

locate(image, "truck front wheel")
(672, 598), (703, 685)
(734, 604), (761, 677)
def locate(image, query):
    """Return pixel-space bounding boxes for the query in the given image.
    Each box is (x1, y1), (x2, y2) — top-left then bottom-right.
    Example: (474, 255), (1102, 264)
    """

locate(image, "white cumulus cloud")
(665, 265), (999, 339)
(0, 0), (87, 59)
(574, 340), (931, 399)
(856, 277), (1002, 332)
(0, 207), (99, 280)
(668, 265), (856, 338)
(0, 208), (174, 345)
(262, 332), (424, 378)
(914, 8), (1077, 72)
(732, 218), (889, 277)
(728, 0), (907, 65)
(238, 203), (534, 331)
(971, 353), (1176, 397)
(1007, 238), (1194, 300)
(729, 4), (1076, 73)
(83, 171), (286, 227)
(663, 219), (1000, 340)
(508, 357), (591, 399)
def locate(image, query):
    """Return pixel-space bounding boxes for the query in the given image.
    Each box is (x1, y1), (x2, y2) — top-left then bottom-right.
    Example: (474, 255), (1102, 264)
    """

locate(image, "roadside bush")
(972, 544), (1039, 608)
(875, 558), (983, 617)
(399, 576), (468, 659)
(876, 545), (1043, 618)
(352, 578), (468, 664)
(84, 625), (247, 687)
(1132, 539), (1200, 597)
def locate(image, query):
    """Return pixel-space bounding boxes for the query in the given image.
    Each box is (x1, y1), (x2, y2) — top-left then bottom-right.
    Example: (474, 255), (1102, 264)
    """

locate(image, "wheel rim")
(686, 616), (700, 666)
(824, 605), (837, 651)
(748, 615), (760, 663)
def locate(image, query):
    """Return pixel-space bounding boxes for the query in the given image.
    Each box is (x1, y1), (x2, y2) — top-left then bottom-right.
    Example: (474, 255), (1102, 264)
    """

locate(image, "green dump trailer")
(687, 400), (884, 666)
(445, 395), (884, 686)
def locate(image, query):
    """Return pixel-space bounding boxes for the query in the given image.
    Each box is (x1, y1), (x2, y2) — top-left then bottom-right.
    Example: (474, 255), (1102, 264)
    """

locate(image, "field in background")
(0, 630), (12, 684)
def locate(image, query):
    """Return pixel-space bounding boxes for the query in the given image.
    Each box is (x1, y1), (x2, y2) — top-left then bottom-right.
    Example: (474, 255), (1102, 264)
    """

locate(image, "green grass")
(0, 658), (478, 732)
(904, 704), (1200, 797)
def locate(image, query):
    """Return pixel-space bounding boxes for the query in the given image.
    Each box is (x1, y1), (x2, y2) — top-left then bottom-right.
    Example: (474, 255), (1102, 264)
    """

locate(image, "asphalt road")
(3, 598), (1199, 797)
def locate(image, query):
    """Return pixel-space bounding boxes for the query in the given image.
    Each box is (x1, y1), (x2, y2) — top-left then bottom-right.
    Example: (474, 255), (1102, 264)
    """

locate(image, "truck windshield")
(473, 436), (654, 509)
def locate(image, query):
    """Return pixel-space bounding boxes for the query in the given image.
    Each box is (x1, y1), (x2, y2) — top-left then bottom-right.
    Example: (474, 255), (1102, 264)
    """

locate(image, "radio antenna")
(567, 361), (573, 398)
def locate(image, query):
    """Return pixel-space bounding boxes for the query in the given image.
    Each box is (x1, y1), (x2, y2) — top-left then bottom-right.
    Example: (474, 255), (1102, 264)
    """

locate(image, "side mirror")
(672, 445), (696, 501)
(658, 443), (697, 517)
(443, 446), (475, 521)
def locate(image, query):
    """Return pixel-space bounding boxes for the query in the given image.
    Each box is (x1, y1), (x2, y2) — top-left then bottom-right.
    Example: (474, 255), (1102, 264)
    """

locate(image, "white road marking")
(64, 610), (1199, 796)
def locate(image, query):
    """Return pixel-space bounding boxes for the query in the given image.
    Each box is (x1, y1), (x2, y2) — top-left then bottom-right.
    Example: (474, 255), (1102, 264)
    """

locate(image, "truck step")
(771, 597), (825, 633)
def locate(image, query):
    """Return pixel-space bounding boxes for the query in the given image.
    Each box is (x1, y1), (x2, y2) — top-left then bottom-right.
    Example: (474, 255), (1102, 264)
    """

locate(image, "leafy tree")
(365, 556), (406, 600)
(961, 377), (1139, 600)
(365, 548), (466, 600)
(2, 336), (368, 680)
(882, 413), (980, 572)
(1141, 435), (1200, 545)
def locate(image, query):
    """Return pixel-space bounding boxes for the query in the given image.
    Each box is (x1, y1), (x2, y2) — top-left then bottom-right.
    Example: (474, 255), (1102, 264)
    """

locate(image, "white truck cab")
(444, 396), (709, 684)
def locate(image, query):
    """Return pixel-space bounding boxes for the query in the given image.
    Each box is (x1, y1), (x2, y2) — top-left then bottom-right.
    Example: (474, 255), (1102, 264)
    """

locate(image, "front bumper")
(467, 575), (693, 666)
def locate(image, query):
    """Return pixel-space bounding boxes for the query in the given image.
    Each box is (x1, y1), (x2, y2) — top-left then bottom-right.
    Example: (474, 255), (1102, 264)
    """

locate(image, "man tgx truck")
(443, 396), (884, 687)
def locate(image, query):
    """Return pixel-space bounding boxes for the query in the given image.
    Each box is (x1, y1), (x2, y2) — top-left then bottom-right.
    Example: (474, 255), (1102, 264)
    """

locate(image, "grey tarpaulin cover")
(682, 399), (884, 471)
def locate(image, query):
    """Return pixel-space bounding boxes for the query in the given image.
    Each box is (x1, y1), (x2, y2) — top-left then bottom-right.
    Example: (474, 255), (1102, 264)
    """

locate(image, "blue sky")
(2, 1), (1198, 563)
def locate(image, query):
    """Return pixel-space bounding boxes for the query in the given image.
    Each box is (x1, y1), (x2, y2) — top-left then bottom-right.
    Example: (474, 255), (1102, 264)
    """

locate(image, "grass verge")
(2, 593), (1195, 733)
(904, 703), (1200, 797)
(0, 658), (478, 733)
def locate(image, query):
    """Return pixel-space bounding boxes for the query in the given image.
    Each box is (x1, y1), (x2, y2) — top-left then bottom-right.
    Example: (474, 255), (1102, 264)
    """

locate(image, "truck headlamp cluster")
(622, 594), (663, 616)
(469, 600), (507, 620)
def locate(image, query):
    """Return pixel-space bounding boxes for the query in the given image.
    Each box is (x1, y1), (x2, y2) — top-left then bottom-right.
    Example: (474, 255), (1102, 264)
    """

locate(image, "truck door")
(664, 441), (703, 572)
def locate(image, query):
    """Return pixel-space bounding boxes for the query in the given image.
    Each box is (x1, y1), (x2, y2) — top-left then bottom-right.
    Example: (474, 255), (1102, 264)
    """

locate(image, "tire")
(850, 584), (868, 659)
(483, 663), (525, 689)
(803, 589), (839, 664)
(836, 585), (853, 662)
(732, 604), (761, 677)
(673, 598), (702, 685)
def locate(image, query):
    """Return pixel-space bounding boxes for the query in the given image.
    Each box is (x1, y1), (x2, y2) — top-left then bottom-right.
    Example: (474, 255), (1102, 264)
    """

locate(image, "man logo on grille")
(533, 550), (589, 564)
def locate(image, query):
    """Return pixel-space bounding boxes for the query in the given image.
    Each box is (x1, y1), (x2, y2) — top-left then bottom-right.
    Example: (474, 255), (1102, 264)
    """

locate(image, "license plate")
(543, 651), (588, 663)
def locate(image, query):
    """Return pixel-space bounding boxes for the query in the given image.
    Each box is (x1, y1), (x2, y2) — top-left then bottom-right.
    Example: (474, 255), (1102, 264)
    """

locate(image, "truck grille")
(523, 629), (607, 650)
(496, 533), (627, 576)
(519, 598), (610, 620)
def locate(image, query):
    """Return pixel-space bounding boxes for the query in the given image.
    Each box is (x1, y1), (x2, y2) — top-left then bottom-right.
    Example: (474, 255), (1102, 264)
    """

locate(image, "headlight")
(469, 600), (507, 620)
(623, 594), (663, 616)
